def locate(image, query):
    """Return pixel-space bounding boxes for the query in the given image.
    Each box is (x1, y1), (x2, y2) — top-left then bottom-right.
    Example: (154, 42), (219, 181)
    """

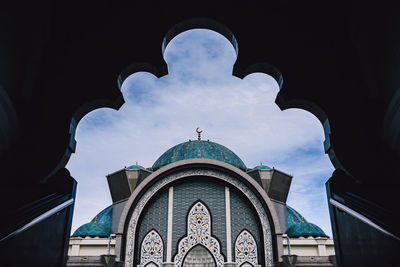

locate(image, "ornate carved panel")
(174, 202), (224, 267)
(141, 230), (163, 267)
(235, 230), (258, 266)
(125, 168), (273, 267)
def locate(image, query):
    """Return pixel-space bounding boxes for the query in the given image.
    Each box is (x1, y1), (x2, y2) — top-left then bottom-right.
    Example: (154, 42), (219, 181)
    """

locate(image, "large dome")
(286, 222), (328, 238)
(286, 205), (307, 228)
(152, 140), (247, 171)
(72, 206), (113, 237)
(285, 205), (328, 238)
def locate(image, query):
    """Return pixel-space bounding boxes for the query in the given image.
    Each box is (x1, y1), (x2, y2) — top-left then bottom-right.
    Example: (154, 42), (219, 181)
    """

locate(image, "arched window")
(140, 230), (163, 267)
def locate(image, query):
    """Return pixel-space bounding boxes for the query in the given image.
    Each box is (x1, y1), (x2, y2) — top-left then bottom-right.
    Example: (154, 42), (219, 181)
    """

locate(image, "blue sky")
(66, 29), (334, 236)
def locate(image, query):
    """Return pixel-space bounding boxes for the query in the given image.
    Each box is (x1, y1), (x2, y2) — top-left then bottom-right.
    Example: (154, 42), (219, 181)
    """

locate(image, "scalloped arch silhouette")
(59, 17), (341, 185)
(61, 17), (340, 184)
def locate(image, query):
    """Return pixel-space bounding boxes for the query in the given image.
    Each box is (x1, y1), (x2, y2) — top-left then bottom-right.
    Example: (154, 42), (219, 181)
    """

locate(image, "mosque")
(67, 131), (335, 267)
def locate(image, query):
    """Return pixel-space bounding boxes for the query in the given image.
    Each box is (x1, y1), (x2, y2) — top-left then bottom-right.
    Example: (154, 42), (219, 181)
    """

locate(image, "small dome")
(152, 140), (246, 171)
(126, 164), (145, 170)
(72, 205), (113, 237)
(286, 222), (328, 238)
(253, 164), (271, 170)
(285, 205), (328, 238)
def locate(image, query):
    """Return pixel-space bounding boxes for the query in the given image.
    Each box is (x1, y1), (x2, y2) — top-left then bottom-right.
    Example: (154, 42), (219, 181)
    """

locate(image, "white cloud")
(66, 29), (334, 237)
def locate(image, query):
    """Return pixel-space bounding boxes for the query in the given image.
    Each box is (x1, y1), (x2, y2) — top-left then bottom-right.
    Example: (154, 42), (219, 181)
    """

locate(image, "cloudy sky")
(66, 29), (334, 236)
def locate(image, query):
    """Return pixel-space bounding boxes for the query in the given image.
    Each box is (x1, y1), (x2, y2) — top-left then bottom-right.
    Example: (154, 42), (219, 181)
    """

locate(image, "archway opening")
(66, 25), (335, 265)
(183, 245), (216, 267)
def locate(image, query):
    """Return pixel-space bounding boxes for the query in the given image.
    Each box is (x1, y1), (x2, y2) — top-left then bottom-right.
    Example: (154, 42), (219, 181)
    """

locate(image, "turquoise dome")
(253, 164), (272, 170)
(286, 222), (328, 238)
(126, 164), (145, 170)
(285, 205), (328, 238)
(286, 205), (307, 228)
(72, 205), (113, 237)
(152, 140), (247, 171)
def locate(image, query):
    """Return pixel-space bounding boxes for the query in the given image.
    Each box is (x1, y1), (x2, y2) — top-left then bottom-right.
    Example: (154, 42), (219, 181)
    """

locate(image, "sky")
(66, 29), (335, 237)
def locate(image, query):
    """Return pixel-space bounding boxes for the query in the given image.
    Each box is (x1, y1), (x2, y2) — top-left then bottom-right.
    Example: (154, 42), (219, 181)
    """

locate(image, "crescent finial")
(196, 127), (202, 140)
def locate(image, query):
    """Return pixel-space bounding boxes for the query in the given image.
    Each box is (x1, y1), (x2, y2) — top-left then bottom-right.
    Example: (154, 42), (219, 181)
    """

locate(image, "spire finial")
(301, 216), (304, 223)
(136, 161), (138, 166)
(260, 162), (263, 166)
(196, 127), (202, 141)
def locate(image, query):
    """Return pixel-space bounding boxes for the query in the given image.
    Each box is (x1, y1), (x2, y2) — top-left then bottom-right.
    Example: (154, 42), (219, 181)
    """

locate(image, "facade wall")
(78, 246), (115, 256)
(136, 187), (169, 260)
(271, 200), (288, 233)
(283, 237), (335, 256)
(118, 161), (280, 267)
(111, 199), (128, 233)
(68, 237), (115, 256)
(68, 161), (336, 267)
(131, 176), (265, 266)
(230, 186), (262, 261)
(68, 237), (334, 257)
(171, 178), (227, 258)
(285, 245), (319, 256)
(325, 246), (335, 255)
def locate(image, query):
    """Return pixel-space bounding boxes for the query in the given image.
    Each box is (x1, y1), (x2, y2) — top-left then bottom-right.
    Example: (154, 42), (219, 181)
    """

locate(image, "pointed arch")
(140, 230), (164, 267)
(182, 244), (216, 267)
(235, 230), (258, 266)
(174, 201), (224, 267)
(121, 163), (277, 267)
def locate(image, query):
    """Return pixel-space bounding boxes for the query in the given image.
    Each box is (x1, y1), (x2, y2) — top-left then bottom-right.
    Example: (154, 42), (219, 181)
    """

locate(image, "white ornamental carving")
(140, 230), (163, 267)
(235, 230), (258, 266)
(173, 202), (224, 267)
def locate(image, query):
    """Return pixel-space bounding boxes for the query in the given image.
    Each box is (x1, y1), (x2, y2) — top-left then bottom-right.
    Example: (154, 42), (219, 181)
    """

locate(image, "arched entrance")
(183, 245), (216, 267)
(118, 161), (281, 267)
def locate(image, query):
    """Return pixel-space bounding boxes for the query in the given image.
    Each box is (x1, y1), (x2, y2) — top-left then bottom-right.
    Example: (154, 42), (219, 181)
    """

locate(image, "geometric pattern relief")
(286, 205), (306, 228)
(136, 190), (169, 260)
(140, 230), (163, 267)
(235, 230), (258, 267)
(72, 205), (113, 237)
(172, 181), (226, 258)
(174, 202), (224, 267)
(230, 192), (261, 261)
(125, 168), (272, 267)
